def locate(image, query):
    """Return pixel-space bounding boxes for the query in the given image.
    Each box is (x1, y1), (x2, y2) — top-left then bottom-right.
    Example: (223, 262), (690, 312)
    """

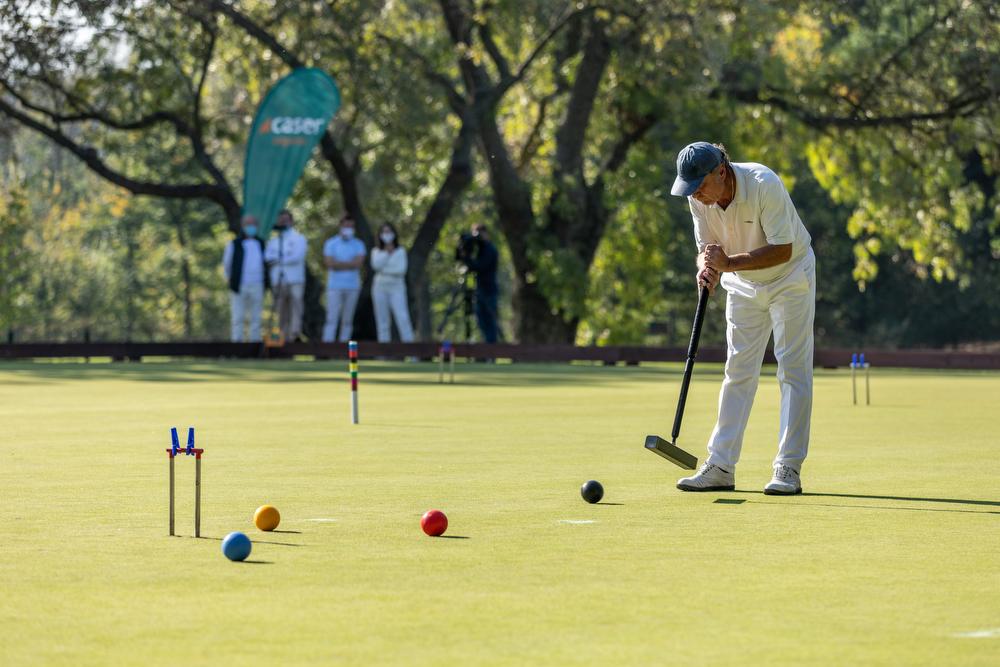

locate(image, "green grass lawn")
(1, 360), (998, 666)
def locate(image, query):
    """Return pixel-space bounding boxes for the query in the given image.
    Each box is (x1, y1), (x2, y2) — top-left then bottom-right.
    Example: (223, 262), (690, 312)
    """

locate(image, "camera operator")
(456, 223), (499, 343)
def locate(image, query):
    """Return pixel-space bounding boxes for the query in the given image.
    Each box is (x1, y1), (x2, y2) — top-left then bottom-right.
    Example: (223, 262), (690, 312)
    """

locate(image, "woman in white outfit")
(370, 222), (415, 343)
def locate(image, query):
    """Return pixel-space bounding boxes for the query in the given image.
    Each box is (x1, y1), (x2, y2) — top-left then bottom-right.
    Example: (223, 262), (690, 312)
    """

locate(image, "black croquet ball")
(580, 480), (604, 504)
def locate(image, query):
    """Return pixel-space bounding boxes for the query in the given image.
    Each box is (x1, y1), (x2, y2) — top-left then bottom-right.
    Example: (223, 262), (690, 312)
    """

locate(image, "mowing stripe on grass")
(951, 629), (1000, 639)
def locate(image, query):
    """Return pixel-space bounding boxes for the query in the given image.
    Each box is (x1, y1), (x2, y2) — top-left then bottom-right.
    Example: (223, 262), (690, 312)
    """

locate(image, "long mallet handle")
(671, 286), (710, 441)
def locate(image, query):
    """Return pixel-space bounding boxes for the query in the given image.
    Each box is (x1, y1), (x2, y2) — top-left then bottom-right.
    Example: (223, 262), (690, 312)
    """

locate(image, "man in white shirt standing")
(265, 209), (308, 342)
(670, 142), (815, 495)
(322, 215), (366, 342)
(223, 214), (270, 342)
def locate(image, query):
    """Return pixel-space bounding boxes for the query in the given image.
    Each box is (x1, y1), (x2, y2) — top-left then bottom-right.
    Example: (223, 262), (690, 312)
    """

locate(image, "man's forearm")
(726, 244), (792, 271)
(716, 243), (792, 272)
(325, 258), (356, 270)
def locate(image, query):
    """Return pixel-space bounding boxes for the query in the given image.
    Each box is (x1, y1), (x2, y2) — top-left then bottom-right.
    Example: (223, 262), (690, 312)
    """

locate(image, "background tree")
(0, 0), (997, 346)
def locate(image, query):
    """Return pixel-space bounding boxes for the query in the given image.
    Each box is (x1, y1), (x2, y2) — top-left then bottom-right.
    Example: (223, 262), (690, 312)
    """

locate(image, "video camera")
(455, 231), (479, 260)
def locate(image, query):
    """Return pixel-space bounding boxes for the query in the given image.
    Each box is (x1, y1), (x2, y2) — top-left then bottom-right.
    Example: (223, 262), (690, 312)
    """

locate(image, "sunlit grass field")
(1, 360), (997, 666)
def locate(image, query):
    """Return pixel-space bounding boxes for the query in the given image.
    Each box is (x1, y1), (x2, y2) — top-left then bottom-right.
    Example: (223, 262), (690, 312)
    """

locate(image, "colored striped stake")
(349, 340), (359, 424)
(439, 340), (455, 384)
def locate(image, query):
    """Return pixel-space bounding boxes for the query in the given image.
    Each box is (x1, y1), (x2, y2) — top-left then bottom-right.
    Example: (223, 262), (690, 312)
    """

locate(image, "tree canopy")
(1, 0), (998, 345)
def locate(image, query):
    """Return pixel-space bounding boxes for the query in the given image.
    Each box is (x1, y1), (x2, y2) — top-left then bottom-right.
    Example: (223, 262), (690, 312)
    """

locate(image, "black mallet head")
(644, 435), (698, 470)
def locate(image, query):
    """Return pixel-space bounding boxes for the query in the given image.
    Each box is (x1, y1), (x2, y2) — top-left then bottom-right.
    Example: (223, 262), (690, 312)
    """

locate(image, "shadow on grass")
(201, 536), (304, 547)
(0, 360), (719, 388)
(268, 530), (302, 534)
(731, 490), (1000, 515)
(437, 535), (470, 539)
(596, 502), (625, 506)
(763, 501), (998, 515)
(737, 490), (1000, 508)
(239, 560), (273, 565)
(359, 423), (447, 430)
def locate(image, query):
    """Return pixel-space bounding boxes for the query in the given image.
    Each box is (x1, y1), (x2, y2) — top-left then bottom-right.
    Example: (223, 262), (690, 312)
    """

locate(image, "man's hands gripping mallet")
(697, 244), (727, 295)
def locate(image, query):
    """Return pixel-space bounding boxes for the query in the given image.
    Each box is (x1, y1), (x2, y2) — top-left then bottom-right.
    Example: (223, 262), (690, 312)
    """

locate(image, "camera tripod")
(437, 265), (476, 341)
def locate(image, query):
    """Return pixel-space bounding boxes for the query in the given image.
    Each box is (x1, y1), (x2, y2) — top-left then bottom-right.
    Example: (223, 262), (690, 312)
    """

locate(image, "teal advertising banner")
(242, 68), (340, 237)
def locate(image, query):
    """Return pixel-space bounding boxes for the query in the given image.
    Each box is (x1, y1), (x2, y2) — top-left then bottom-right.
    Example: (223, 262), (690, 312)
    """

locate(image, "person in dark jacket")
(222, 214), (270, 342)
(458, 223), (500, 343)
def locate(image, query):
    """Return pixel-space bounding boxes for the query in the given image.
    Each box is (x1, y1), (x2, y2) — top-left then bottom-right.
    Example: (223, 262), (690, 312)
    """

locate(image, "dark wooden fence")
(1, 342), (998, 369)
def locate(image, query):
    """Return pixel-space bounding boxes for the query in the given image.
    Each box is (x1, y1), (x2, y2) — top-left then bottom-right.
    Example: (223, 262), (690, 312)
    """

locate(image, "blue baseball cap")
(670, 142), (723, 197)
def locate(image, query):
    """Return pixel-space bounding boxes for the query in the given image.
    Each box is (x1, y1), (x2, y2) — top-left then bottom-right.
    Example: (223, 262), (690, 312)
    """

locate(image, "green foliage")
(0, 0), (997, 345)
(0, 183), (31, 330)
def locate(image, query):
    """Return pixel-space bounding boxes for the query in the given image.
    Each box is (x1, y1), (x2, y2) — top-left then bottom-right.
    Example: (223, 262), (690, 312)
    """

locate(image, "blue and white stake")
(860, 353), (870, 405)
(850, 352), (871, 406)
(439, 340), (455, 384)
(851, 353), (858, 405)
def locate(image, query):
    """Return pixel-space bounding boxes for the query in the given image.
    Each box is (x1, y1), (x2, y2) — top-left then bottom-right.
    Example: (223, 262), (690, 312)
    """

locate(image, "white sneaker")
(676, 463), (735, 492)
(764, 465), (802, 495)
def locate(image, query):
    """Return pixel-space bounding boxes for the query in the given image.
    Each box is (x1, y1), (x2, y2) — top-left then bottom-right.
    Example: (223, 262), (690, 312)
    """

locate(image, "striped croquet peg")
(349, 340), (359, 424)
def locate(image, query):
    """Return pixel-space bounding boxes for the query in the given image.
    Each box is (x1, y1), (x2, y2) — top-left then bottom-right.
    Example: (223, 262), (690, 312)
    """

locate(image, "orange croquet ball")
(254, 505), (281, 531)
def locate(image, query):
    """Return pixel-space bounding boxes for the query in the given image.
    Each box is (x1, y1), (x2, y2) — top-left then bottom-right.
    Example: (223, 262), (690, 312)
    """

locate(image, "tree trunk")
(407, 111), (476, 341)
(172, 211), (194, 338)
(513, 278), (579, 343)
(416, 274), (432, 340)
(123, 221), (138, 341)
(301, 266), (325, 342)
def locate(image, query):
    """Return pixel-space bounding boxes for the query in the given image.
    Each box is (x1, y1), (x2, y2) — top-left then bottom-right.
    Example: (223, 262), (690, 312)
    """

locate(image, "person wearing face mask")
(264, 209), (308, 342)
(670, 141), (815, 497)
(222, 214), (270, 342)
(369, 222), (415, 343)
(322, 215), (366, 342)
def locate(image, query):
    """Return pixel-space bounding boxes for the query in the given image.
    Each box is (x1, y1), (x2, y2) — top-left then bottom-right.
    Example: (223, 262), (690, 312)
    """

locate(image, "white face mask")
(380, 232), (396, 244)
(340, 227), (355, 239)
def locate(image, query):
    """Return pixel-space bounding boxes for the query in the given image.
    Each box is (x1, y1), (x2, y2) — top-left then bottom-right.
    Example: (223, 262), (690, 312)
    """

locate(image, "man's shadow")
(726, 490), (1000, 514)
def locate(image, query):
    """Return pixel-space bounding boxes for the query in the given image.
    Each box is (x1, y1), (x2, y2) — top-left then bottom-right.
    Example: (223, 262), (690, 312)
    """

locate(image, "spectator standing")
(458, 223), (500, 343)
(322, 216), (366, 342)
(264, 209), (308, 342)
(223, 214), (270, 342)
(370, 222), (415, 343)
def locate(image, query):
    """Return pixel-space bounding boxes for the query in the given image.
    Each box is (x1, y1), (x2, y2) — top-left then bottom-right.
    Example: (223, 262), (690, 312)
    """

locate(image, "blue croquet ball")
(221, 531), (252, 561)
(581, 480), (604, 504)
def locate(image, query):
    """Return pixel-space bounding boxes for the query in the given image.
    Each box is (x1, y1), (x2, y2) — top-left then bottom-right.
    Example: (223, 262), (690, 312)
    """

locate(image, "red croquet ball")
(420, 509), (448, 537)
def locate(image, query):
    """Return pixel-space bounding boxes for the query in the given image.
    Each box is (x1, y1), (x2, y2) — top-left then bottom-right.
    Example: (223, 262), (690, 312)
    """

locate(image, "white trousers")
(323, 288), (360, 342)
(273, 282), (305, 340)
(706, 249), (815, 473)
(229, 283), (264, 342)
(372, 282), (415, 343)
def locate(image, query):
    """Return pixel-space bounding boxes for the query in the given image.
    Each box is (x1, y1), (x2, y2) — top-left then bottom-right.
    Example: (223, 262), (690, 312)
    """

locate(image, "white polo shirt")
(323, 235), (366, 290)
(690, 162), (811, 284)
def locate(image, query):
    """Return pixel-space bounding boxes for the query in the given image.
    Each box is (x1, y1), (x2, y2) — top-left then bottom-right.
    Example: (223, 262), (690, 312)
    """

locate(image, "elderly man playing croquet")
(670, 142), (815, 495)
